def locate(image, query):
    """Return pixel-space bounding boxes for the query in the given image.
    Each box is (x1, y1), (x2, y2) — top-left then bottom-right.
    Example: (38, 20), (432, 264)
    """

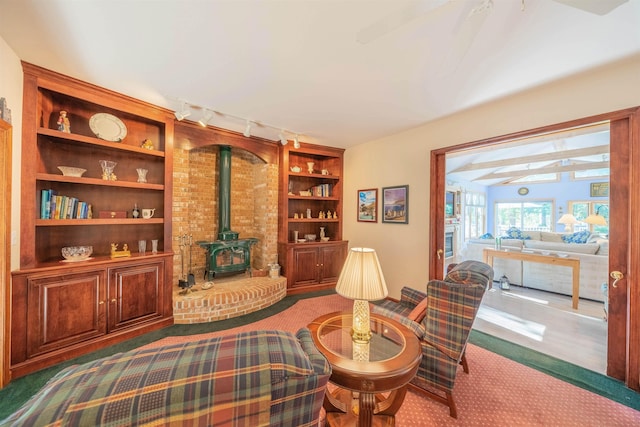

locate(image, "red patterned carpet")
(143, 294), (640, 426)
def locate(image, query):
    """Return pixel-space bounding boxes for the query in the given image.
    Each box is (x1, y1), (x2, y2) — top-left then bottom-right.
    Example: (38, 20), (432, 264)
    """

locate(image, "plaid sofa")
(1, 329), (330, 427)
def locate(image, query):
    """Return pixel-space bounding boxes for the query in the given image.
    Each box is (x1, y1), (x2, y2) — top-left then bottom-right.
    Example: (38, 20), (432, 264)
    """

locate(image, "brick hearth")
(172, 276), (287, 324)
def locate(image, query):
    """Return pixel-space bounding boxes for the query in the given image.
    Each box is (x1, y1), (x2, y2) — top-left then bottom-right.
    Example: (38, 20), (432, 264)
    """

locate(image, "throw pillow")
(504, 227), (531, 240)
(407, 298), (428, 323)
(562, 230), (591, 244)
(479, 232), (493, 239)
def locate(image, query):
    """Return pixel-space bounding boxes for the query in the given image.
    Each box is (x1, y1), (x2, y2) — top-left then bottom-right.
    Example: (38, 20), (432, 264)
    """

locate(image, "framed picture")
(590, 182), (609, 197)
(357, 189), (378, 222)
(382, 185), (408, 224)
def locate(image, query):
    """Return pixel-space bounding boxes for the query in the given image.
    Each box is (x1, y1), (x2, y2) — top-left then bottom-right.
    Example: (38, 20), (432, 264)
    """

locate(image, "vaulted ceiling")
(1, 0), (638, 149)
(446, 123), (610, 185)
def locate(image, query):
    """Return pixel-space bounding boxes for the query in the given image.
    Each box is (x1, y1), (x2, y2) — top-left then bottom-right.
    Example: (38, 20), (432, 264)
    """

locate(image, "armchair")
(372, 260), (493, 418)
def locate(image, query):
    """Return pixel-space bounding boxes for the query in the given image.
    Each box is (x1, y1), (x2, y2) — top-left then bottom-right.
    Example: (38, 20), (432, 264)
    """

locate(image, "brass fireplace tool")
(178, 234), (196, 294)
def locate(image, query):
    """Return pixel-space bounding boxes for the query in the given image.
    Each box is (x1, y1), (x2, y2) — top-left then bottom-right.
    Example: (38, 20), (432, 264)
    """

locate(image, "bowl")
(321, 237), (330, 242)
(61, 246), (93, 261)
(290, 166), (301, 172)
(297, 239), (306, 243)
(57, 166), (87, 177)
(305, 234), (316, 241)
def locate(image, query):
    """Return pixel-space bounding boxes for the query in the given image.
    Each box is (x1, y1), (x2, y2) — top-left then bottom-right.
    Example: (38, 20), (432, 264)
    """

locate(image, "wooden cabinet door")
(318, 242), (347, 284)
(291, 246), (321, 287)
(27, 270), (106, 357)
(108, 262), (163, 332)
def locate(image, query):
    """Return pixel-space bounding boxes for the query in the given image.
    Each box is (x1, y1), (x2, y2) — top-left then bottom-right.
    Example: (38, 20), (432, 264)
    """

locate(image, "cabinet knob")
(111, 298), (117, 303)
(99, 300), (105, 305)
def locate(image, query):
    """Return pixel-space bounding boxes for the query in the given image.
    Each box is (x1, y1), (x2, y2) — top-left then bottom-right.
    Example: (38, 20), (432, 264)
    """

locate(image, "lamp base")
(351, 299), (372, 344)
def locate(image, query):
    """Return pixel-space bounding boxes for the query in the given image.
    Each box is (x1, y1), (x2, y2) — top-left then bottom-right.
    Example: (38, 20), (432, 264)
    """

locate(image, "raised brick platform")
(173, 275), (287, 324)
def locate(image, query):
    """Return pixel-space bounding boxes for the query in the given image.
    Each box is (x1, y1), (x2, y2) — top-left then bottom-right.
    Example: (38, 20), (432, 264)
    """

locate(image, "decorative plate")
(89, 113), (127, 142)
(517, 187), (529, 196)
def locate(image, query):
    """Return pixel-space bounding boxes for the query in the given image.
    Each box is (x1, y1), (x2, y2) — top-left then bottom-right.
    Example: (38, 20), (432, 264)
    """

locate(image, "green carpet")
(1, 289), (638, 419)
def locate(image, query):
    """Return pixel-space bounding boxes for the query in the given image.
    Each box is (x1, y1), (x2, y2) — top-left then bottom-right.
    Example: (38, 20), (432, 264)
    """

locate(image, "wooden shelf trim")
(36, 218), (164, 226)
(288, 195), (340, 201)
(288, 218), (340, 223)
(39, 128), (166, 158)
(288, 172), (340, 179)
(36, 173), (164, 190)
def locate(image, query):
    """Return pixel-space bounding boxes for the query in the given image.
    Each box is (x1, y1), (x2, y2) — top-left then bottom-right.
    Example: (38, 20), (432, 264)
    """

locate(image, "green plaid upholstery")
(444, 260), (493, 288)
(376, 286), (427, 317)
(1, 328), (330, 427)
(414, 280), (485, 390)
(372, 260), (492, 415)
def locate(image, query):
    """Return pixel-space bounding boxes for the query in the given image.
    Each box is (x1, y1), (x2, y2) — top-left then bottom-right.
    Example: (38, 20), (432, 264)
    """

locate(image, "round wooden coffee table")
(308, 311), (421, 427)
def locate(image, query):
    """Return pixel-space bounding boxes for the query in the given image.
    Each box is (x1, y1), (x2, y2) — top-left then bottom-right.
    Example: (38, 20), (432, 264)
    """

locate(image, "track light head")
(243, 120), (252, 137)
(174, 101), (191, 121)
(198, 109), (213, 127)
(279, 131), (288, 145)
(293, 135), (300, 149)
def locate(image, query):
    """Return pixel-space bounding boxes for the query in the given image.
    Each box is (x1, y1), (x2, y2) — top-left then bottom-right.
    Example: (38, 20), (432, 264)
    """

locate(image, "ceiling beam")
(474, 161), (610, 181)
(450, 145), (609, 173)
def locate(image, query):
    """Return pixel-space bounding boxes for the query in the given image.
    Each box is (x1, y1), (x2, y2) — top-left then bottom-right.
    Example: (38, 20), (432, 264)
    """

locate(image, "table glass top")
(315, 313), (404, 362)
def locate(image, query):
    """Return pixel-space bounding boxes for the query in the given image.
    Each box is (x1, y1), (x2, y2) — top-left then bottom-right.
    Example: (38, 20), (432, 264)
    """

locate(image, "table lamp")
(557, 213), (579, 232)
(335, 247), (388, 343)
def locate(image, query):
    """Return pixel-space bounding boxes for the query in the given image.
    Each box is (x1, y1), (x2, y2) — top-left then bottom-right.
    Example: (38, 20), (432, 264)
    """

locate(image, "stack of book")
(40, 189), (92, 219)
(309, 184), (331, 197)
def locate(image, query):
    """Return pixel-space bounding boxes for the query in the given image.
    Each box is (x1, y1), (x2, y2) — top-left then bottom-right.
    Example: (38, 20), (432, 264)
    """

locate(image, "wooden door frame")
(430, 107), (640, 389)
(0, 119), (11, 388)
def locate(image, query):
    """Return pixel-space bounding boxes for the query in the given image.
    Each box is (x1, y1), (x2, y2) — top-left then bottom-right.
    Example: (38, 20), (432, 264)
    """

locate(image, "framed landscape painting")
(382, 185), (408, 224)
(357, 189), (377, 222)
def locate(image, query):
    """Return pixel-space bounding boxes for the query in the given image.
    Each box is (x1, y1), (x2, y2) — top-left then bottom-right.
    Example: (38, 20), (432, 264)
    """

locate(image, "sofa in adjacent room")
(461, 228), (608, 302)
(0, 329), (330, 427)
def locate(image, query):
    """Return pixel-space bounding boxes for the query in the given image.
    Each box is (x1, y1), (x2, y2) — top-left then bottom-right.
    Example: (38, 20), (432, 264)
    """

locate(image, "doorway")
(430, 107), (640, 389)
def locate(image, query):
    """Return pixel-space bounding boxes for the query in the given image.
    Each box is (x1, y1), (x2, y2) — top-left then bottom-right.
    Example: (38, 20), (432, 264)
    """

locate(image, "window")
(464, 191), (486, 239)
(569, 201), (609, 235)
(494, 201), (553, 236)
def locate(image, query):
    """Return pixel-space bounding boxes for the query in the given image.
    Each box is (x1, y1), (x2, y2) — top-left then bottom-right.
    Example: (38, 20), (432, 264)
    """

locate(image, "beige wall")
(344, 54), (640, 298)
(0, 36), (22, 271)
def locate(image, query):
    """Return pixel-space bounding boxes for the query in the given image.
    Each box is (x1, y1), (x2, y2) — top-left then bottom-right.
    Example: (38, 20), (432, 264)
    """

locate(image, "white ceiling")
(0, 0), (638, 148)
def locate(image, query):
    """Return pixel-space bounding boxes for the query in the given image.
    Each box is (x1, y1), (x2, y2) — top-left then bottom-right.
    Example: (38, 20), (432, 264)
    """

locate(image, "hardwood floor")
(473, 284), (607, 374)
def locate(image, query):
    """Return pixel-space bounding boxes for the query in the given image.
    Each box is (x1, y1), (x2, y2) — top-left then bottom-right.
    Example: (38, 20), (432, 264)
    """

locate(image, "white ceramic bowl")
(61, 246), (93, 261)
(57, 166), (87, 177)
(290, 166), (301, 172)
(321, 237), (330, 242)
(305, 234), (316, 241)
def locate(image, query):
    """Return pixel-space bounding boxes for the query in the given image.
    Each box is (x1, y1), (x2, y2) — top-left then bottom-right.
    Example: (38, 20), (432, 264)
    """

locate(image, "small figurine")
(141, 139), (154, 150)
(333, 211), (338, 219)
(57, 111), (70, 133)
(110, 242), (131, 258)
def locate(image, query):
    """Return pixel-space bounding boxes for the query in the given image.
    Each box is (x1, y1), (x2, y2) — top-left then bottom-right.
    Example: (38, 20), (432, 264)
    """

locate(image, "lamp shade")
(557, 214), (578, 225)
(336, 247), (388, 301)
(583, 214), (608, 225)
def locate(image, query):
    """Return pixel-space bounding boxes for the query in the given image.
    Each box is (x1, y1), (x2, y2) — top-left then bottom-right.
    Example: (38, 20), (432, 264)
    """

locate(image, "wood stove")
(197, 146), (259, 279)
(198, 238), (258, 280)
